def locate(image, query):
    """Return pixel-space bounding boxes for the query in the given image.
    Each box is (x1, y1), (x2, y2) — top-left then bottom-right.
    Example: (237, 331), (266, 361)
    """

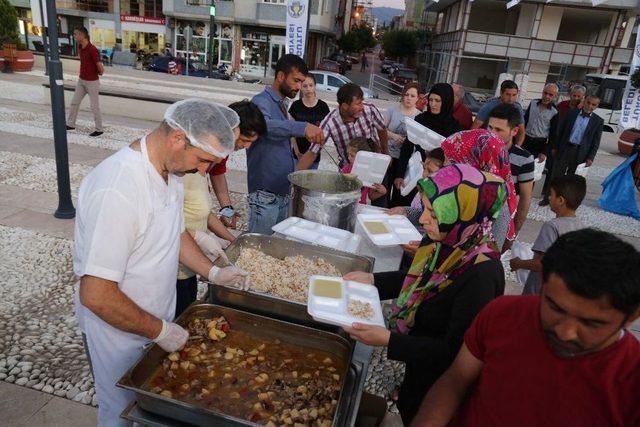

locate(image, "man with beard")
(247, 54), (325, 234)
(411, 228), (640, 427)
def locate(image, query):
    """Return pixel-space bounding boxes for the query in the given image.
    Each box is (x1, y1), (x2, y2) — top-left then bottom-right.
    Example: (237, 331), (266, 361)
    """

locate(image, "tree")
(337, 24), (376, 54)
(0, 0), (21, 47)
(382, 29), (419, 61)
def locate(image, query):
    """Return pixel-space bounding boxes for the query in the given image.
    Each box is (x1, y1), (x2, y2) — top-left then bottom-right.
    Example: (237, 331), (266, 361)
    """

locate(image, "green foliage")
(631, 68), (640, 90)
(0, 0), (21, 48)
(337, 25), (377, 54)
(382, 29), (419, 60)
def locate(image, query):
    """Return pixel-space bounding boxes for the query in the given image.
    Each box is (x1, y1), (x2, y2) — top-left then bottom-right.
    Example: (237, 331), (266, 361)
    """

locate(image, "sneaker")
(89, 131), (104, 137)
(538, 198), (550, 207)
(66, 125), (75, 130)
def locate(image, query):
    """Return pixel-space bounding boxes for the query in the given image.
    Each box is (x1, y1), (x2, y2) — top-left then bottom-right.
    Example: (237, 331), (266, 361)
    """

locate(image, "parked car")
(316, 59), (342, 74)
(347, 55), (359, 65)
(308, 70), (375, 99)
(387, 62), (404, 76)
(391, 68), (417, 86)
(146, 55), (229, 79)
(328, 52), (352, 72)
(380, 59), (395, 74)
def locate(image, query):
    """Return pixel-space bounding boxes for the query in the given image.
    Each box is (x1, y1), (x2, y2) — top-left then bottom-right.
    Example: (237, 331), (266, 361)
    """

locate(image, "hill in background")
(370, 7), (403, 26)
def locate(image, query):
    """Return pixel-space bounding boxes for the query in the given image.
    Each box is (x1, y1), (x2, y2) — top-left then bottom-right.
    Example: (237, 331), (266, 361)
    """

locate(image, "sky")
(370, 0), (405, 8)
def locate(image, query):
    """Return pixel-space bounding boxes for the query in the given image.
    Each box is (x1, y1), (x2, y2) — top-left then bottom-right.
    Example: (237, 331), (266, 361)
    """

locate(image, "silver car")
(308, 70), (375, 99)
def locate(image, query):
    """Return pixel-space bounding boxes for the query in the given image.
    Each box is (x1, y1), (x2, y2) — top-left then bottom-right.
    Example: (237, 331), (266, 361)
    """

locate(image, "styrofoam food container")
(357, 204), (387, 215)
(401, 151), (424, 196)
(350, 151), (392, 187)
(575, 163), (589, 178)
(307, 275), (385, 328)
(272, 217), (361, 253)
(357, 213), (423, 247)
(405, 116), (445, 151)
(533, 159), (546, 182)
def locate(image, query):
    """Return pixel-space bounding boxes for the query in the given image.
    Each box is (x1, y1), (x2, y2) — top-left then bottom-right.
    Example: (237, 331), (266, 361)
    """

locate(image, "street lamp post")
(207, 1), (216, 78)
(44, 0), (75, 219)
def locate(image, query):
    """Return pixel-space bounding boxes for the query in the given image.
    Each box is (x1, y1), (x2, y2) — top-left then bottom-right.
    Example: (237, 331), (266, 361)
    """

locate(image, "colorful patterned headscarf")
(441, 128), (518, 241)
(388, 164), (507, 334)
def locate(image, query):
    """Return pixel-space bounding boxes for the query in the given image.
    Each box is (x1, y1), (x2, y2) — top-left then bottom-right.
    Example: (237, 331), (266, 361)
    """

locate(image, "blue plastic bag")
(598, 153), (640, 220)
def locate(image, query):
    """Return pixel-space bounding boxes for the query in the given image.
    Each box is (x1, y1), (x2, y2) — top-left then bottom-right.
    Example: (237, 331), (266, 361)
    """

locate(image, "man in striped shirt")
(487, 104), (535, 238)
(318, 83), (388, 168)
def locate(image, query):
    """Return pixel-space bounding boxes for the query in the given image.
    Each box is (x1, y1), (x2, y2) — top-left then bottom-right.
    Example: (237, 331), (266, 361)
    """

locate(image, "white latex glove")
(153, 319), (188, 352)
(194, 230), (229, 264)
(208, 265), (250, 290)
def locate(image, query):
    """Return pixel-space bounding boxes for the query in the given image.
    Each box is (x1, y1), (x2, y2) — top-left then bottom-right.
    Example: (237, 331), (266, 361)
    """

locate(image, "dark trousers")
(371, 167), (392, 208)
(175, 276), (198, 318)
(541, 145), (580, 200)
(523, 135), (548, 158)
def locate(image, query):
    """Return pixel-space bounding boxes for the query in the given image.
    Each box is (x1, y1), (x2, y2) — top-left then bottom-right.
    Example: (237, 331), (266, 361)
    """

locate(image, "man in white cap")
(73, 99), (248, 425)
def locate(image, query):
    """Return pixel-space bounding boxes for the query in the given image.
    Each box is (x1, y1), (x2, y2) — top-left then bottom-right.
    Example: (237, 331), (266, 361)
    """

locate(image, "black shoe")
(89, 131), (104, 137)
(538, 198), (549, 207)
(66, 125), (75, 130)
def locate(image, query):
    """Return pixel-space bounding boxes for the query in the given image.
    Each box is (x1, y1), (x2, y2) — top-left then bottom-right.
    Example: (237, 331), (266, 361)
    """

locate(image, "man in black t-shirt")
(487, 104), (535, 237)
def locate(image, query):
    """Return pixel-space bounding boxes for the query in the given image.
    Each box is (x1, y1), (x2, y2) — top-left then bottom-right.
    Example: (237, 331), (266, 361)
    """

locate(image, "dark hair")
(500, 80), (519, 92)
(402, 82), (420, 97)
(348, 137), (374, 153)
(75, 26), (89, 39)
(228, 100), (267, 138)
(542, 229), (640, 316)
(549, 174), (586, 210)
(427, 147), (445, 163)
(274, 54), (308, 78)
(488, 103), (523, 129)
(337, 83), (364, 105)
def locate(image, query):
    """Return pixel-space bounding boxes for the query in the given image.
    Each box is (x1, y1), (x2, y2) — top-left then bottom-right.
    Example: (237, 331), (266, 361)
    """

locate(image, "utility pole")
(207, 0), (216, 78)
(44, 0), (75, 219)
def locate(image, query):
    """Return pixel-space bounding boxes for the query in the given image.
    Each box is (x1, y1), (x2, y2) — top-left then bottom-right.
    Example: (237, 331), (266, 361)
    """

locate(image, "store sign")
(619, 30), (640, 131)
(285, 0), (309, 58)
(120, 15), (166, 25)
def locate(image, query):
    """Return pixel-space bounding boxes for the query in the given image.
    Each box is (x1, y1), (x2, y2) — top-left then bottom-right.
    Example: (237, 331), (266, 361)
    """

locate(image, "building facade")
(9, 0), (346, 77)
(419, 0), (637, 102)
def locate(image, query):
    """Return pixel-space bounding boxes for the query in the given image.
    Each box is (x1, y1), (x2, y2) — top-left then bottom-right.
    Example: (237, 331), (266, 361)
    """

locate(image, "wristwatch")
(219, 205), (235, 218)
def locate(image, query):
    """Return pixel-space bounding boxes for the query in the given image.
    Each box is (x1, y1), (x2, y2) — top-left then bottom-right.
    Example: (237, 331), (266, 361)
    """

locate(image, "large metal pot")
(288, 170), (362, 232)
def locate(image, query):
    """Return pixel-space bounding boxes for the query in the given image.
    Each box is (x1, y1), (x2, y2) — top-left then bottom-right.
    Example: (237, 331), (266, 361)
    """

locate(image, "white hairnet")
(163, 98), (240, 158)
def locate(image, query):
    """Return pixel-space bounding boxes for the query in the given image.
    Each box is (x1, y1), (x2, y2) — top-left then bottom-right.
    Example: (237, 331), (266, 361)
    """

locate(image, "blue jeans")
(248, 190), (290, 235)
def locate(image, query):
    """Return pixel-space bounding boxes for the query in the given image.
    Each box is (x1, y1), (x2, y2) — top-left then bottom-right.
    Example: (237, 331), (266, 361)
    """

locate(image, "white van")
(584, 73), (628, 133)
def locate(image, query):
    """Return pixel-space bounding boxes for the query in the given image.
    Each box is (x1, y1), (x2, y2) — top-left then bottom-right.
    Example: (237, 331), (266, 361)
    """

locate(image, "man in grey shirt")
(510, 174), (586, 294)
(523, 84), (559, 161)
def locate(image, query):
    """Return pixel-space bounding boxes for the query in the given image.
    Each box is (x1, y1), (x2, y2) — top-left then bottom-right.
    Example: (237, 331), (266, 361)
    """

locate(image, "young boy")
(341, 137), (387, 204)
(510, 174), (586, 294)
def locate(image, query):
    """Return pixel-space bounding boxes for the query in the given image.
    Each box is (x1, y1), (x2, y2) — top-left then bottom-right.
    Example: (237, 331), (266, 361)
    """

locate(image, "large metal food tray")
(118, 304), (354, 427)
(210, 234), (374, 328)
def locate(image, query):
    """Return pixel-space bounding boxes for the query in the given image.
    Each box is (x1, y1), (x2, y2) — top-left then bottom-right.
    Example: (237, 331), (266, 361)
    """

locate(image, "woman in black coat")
(343, 164), (507, 424)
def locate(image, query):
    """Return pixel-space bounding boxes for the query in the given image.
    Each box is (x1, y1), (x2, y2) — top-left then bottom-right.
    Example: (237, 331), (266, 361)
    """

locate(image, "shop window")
(144, 0), (163, 18)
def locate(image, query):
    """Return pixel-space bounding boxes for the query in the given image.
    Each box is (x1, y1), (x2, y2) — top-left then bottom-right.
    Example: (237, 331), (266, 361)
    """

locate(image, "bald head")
(541, 83), (558, 105)
(452, 83), (465, 105)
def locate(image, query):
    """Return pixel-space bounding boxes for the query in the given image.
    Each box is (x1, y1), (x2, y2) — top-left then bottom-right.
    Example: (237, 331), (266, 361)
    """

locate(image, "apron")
(79, 135), (183, 426)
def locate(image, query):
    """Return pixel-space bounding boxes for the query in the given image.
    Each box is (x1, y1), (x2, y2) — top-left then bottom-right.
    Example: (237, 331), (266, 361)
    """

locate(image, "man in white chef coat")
(73, 99), (249, 426)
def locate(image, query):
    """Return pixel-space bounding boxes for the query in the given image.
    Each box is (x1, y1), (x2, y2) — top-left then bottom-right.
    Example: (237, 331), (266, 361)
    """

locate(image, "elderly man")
(74, 99), (248, 425)
(411, 229), (640, 427)
(523, 83), (559, 161)
(452, 84), (473, 130)
(557, 85), (586, 121)
(472, 80), (526, 147)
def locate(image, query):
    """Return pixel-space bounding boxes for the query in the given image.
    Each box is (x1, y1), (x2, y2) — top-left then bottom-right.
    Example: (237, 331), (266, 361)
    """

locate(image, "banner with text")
(619, 30), (640, 131)
(285, 0), (309, 59)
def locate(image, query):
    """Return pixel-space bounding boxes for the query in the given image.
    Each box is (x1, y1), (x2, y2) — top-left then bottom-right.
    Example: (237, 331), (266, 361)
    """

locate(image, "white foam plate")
(357, 213), (422, 247)
(401, 151), (424, 196)
(272, 217), (361, 253)
(405, 117), (445, 151)
(357, 204), (387, 215)
(350, 151), (392, 187)
(575, 163), (589, 178)
(307, 276), (385, 328)
(533, 159), (546, 182)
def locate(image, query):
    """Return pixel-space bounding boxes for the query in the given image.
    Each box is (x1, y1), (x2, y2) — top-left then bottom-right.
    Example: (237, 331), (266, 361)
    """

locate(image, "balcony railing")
(429, 30), (633, 67)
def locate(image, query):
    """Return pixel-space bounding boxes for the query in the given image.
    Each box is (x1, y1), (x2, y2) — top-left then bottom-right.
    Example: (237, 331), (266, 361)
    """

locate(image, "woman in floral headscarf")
(441, 128), (518, 246)
(343, 163), (506, 424)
